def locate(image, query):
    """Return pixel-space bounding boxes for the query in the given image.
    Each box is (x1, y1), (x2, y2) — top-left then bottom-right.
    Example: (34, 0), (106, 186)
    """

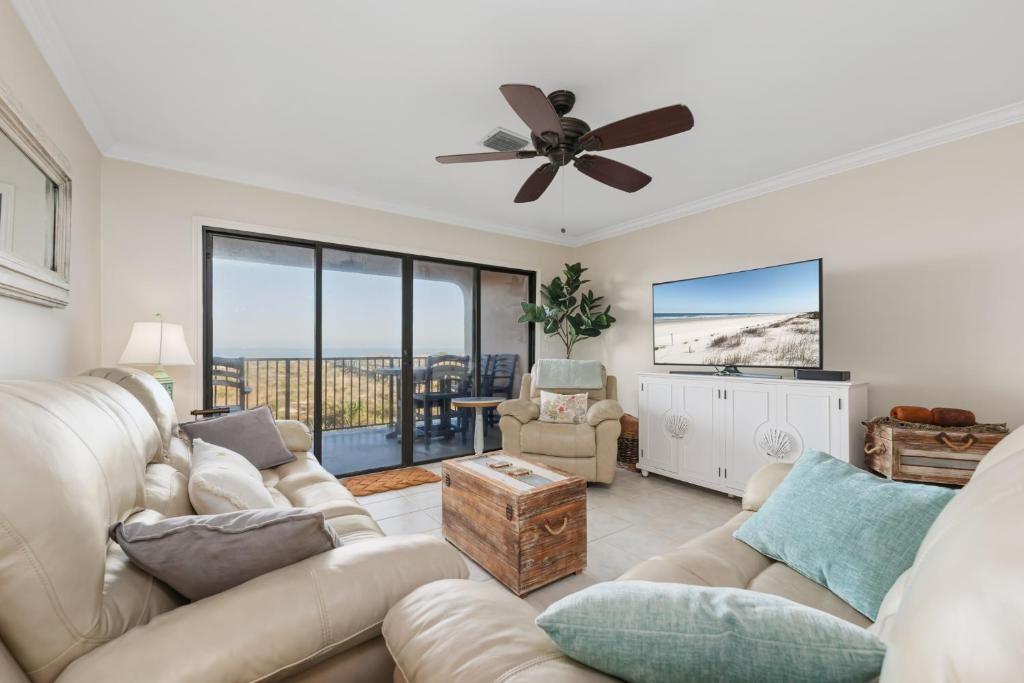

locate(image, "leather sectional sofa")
(0, 367), (467, 683)
(382, 426), (1024, 682)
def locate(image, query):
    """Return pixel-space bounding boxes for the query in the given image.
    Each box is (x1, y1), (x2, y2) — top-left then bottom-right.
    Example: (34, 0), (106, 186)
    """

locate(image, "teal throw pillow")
(536, 581), (886, 683)
(734, 449), (955, 620)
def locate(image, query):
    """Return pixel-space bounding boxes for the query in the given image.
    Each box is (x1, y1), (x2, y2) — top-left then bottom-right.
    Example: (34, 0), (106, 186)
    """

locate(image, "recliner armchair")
(497, 364), (623, 483)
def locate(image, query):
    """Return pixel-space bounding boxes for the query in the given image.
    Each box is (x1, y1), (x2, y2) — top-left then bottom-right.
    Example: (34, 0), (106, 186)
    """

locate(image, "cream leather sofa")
(0, 368), (467, 683)
(383, 425), (1024, 682)
(497, 365), (623, 484)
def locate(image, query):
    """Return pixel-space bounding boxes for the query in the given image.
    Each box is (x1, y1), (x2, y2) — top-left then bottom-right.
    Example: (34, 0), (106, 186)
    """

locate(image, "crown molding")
(105, 142), (573, 247)
(10, 0), (115, 151)
(14, 0), (1023, 250)
(572, 100), (1024, 246)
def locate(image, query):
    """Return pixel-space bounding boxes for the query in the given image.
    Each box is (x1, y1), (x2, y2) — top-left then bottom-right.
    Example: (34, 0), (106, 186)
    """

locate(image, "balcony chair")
(481, 353), (519, 426)
(210, 356), (252, 411)
(413, 354), (470, 441)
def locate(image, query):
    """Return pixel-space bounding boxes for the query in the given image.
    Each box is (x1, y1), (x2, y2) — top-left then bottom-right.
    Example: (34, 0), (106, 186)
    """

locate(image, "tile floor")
(354, 462), (742, 611)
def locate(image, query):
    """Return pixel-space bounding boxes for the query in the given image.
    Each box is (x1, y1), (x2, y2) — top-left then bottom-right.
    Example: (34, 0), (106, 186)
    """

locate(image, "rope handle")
(937, 432), (977, 452)
(864, 441), (884, 455)
(544, 516), (569, 536)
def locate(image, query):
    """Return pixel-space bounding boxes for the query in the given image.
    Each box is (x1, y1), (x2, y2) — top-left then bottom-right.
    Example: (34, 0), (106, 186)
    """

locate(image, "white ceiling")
(14, 0), (1024, 245)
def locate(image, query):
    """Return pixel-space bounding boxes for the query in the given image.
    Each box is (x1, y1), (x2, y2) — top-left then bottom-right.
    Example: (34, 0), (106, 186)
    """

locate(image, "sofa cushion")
(734, 450), (955, 620)
(82, 367), (178, 453)
(111, 508), (341, 601)
(328, 513), (386, 544)
(535, 581), (886, 683)
(275, 419), (313, 452)
(384, 579), (614, 683)
(746, 563), (872, 628)
(188, 439), (275, 514)
(521, 421), (596, 457)
(144, 463), (195, 517)
(181, 405), (296, 469)
(620, 512), (771, 588)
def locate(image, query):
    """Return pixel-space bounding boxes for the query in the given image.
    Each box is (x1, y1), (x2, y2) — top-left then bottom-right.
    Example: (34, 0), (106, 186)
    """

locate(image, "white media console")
(637, 373), (868, 496)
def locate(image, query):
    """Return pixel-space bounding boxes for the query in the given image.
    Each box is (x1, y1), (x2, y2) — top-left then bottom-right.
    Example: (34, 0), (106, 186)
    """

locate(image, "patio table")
(373, 366), (427, 438)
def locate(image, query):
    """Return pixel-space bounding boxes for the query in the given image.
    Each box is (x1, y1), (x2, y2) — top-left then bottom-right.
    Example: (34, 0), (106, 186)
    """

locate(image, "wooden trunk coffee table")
(442, 452), (587, 596)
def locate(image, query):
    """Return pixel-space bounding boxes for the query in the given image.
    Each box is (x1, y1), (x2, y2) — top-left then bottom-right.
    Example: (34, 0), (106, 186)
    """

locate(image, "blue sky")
(654, 260), (820, 315)
(211, 259), (466, 355)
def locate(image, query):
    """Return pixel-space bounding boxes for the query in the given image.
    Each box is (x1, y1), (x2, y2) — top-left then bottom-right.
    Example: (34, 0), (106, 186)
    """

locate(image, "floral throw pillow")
(539, 391), (588, 424)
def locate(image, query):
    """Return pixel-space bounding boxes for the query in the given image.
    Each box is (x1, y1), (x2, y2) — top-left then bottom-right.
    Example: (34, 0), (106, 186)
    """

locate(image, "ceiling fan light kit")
(436, 84), (694, 203)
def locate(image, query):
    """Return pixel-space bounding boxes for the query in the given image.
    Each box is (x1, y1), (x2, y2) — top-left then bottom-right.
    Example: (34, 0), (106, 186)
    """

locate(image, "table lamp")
(119, 314), (194, 397)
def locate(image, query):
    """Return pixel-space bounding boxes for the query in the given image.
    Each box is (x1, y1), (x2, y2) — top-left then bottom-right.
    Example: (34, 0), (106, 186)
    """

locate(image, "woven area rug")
(343, 466), (441, 497)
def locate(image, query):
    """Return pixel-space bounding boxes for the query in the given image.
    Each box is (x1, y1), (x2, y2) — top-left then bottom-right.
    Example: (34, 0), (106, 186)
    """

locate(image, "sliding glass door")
(479, 269), (532, 446)
(320, 248), (404, 475)
(206, 235), (316, 426)
(203, 227), (535, 477)
(412, 260), (477, 462)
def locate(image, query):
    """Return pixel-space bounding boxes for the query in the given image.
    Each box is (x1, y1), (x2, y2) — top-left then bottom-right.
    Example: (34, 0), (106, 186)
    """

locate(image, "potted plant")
(519, 262), (616, 358)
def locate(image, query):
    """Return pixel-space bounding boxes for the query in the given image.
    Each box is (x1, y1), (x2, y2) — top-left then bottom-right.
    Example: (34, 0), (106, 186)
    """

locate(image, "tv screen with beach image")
(653, 259), (821, 368)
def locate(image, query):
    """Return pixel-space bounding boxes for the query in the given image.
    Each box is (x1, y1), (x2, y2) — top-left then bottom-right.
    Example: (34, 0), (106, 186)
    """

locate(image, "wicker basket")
(617, 413), (640, 472)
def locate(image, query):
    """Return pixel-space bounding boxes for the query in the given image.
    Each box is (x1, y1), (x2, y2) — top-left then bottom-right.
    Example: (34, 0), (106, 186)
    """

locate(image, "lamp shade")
(119, 321), (194, 366)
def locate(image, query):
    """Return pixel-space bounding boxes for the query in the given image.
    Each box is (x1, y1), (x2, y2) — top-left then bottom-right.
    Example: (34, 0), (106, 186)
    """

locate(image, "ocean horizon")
(653, 312), (782, 321)
(212, 346), (459, 359)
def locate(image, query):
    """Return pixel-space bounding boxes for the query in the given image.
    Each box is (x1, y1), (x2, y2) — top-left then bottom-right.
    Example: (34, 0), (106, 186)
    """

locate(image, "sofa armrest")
(586, 399), (623, 426)
(384, 579), (616, 683)
(742, 462), (794, 511)
(56, 535), (467, 683)
(276, 419), (313, 452)
(497, 399), (540, 424)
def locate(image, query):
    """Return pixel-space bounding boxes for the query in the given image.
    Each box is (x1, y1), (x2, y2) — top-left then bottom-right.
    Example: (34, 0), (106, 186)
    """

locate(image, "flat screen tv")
(653, 258), (822, 369)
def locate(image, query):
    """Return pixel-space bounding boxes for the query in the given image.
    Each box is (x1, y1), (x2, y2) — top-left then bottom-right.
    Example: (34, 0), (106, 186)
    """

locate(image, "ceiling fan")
(436, 85), (694, 203)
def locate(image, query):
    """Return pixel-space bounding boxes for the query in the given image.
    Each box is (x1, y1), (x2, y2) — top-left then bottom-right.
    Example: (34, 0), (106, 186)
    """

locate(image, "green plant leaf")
(517, 262), (615, 356)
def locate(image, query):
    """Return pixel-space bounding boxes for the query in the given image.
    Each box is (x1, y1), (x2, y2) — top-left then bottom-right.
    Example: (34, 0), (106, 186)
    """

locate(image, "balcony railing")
(211, 355), (431, 431)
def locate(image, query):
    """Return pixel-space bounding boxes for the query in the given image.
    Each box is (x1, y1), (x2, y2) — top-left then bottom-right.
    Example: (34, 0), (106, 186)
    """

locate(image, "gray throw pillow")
(181, 405), (296, 469)
(110, 508), (341, 601)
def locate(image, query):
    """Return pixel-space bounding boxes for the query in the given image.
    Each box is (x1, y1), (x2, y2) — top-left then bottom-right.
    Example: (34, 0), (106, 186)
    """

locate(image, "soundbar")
(795, 369), (851, 381)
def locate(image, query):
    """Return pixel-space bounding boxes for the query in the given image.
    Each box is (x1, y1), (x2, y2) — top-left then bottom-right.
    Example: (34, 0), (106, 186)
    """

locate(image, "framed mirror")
(0, 80), (71, 308)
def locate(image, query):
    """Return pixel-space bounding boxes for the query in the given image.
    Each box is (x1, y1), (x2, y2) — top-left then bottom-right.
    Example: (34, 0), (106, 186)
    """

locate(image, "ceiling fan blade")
(579, 104), (694, 152)
(574, 154), (651, 193)
(436, 150), (537, 164)
(514, 164), (558, 203)
(499, 84), (564, 143)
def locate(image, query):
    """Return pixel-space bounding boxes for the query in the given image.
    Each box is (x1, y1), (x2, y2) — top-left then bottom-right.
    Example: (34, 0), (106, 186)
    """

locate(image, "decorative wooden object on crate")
(442, 452), (586, 596)
(864, 417), (1008, 486)
(617, 413), (640, 472)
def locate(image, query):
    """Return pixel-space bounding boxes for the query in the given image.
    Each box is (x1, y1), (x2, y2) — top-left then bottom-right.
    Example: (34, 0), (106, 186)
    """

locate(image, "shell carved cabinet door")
(0, 80), (72, 307)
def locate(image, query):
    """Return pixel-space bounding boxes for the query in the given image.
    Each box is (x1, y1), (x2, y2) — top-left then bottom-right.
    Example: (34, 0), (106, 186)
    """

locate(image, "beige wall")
(99, 158), (573, 417)
(577, 123), (1024, 428)
(0, 0), (101, 378)
(7, 0), (1021, 432)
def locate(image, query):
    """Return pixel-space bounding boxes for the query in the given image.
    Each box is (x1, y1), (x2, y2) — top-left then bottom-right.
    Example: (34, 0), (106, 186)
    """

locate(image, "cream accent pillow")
(188, 439), (275, 514)
(539, 391), (588, 424)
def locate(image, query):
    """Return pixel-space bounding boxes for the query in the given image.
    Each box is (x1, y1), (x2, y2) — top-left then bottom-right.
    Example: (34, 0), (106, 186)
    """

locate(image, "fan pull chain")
(560, 169), (567, 235)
